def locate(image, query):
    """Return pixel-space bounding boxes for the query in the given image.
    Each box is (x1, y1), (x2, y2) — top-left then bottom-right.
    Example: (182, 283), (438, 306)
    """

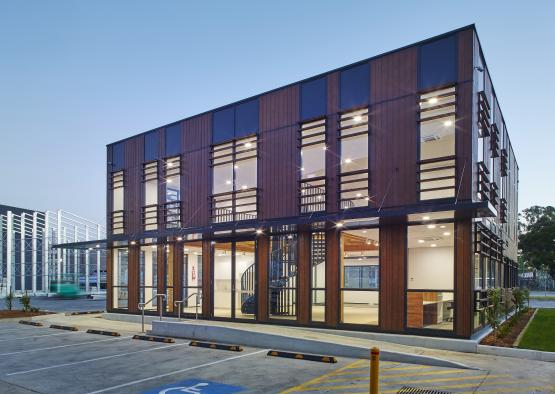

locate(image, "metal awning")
(51, 239), (108, 250)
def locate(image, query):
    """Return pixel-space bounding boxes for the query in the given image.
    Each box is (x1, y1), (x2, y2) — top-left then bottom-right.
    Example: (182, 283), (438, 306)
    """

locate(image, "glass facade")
(300, 119), (326, 213)
(112, 248), (128, 309)
(269, 234), (297, 320)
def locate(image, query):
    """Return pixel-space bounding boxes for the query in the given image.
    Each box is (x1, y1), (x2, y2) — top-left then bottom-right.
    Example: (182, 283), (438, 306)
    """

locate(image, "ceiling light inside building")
(336, 222), (344, 228)
(225, 180), (231, 185)
(354, 115), (362, 122)
(356, 193), (362, 197)
(422, 216), (430, 220)
(428, 97), (438, 104)
(245, 142), (252, 148)
(427, 224), (436, 229)
(443, 232), (451, 236)
(345, 158), (352, 164)
(431, 244), (437, 247)
(418, 239), (425, 243)
(443, 120), (453, 127)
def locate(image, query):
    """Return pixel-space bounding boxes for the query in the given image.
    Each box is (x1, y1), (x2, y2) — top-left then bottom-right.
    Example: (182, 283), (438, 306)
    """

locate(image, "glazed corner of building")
(104, 24), (519, 339)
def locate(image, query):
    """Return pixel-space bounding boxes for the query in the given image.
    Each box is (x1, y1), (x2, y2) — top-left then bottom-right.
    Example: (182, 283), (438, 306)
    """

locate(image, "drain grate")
(397, 387), (452, 394)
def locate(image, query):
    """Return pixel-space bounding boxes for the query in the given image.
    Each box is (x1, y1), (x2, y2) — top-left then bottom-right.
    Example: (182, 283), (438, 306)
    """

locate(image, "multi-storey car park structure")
(105, 25), (518, 338)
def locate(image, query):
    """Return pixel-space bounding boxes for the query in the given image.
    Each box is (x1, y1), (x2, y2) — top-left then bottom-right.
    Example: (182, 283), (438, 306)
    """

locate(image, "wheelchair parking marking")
(139, 378), (243, 393)
(0, 335), (133, 356)
(85, 349), (269, 394)
(6, 342), (188, 376)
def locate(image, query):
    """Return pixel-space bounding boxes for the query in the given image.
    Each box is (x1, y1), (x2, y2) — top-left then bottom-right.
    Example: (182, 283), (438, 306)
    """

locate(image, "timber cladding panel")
(456, 29), (474, 202)
(326, 72), (339, 213)
(379, 222), (406, 332)
(370, 47), (418, 209)
(183, 114), (211, 228)
(124, 137), (143, 235)
(259, 85), (299, 219)
(455, 218), (472, 337)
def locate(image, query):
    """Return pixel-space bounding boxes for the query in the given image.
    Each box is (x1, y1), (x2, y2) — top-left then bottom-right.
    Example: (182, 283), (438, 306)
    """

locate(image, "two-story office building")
(106, 25), (518, 338)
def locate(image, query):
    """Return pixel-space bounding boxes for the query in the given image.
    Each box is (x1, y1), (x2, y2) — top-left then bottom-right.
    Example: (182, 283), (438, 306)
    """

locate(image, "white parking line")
(0, 327), (43, 334)
(6, 342), (188, 376)
(85, 349), (269, 394)
(0, 332), (77, 342)
(0, 335), (134, 356)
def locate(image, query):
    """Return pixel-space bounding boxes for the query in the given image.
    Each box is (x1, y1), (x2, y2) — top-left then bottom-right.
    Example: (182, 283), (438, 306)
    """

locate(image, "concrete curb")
(152, 320), (472, 369)
(477, 344), (555, 362)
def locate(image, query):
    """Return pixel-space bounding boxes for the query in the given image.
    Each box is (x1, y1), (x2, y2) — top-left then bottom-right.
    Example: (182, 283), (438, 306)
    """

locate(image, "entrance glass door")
(213, 240), (256, 319)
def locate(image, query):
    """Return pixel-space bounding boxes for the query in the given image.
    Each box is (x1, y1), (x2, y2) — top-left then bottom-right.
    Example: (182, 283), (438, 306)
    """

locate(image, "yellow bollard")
(370, 347), (380, 394)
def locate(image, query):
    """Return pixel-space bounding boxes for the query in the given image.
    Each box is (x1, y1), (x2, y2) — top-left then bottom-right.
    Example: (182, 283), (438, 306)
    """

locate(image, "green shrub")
(5, 290), (14, 310)
(20, 291), (31, 312)
(486, 288), (502, 338)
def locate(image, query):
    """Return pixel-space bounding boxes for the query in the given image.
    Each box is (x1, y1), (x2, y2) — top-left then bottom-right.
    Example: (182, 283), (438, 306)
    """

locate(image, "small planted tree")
(20, 291), (31, 313)
(486, 288), (502, 338)
(5, 290), (14, 310)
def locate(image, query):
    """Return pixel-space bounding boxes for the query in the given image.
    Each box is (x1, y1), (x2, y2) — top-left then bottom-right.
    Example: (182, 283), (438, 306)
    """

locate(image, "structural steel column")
(6, 211), (13, 294)
(20, 212), (26, 292)
(85, 225), (90, 292)
(96, 224), (101, 293)
(32, 212), (37, 294)
(43, 213), (49, 292)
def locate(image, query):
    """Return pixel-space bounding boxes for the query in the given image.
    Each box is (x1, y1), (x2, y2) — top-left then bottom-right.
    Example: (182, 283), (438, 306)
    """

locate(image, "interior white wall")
(408, 246), (454, 290)
(213, 253), (255, 309)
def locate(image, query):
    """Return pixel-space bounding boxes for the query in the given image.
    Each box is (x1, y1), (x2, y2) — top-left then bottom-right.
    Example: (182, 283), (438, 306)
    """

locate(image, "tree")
(519, 206), (555, 281)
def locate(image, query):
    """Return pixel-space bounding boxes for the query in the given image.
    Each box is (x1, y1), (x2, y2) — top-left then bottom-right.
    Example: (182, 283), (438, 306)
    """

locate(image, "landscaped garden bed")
(480, 308), (535, 347)
(0, 310), (52, 319)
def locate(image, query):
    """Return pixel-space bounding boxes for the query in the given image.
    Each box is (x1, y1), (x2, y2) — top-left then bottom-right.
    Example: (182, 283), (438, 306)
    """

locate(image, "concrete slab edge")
(151, 320), (473, 370)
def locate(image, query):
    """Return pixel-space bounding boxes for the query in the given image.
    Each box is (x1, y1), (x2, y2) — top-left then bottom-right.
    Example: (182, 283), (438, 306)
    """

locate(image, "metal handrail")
(138, 293), (166, 333)
(174, 292), (201, 321)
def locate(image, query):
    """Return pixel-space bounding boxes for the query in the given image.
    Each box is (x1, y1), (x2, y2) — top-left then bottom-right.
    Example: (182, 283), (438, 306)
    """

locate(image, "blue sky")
(0, 1), (553, 224)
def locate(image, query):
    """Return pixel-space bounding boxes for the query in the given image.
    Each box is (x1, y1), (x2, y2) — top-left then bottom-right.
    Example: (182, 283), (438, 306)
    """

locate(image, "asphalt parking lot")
(1, 319), (554, 394)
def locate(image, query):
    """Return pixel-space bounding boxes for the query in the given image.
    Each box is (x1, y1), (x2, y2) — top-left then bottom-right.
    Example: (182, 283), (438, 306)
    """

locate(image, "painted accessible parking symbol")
(140, 379), (244, 394)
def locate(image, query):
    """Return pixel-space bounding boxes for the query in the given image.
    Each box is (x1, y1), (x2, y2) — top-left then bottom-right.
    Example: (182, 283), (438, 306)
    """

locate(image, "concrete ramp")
(152, 320), (472, 370)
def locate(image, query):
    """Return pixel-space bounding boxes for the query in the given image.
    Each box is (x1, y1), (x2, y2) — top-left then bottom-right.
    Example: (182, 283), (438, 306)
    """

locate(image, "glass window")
(182, 242), (203, 315)
(139, 243), (157, 310)
(301, 77), (327, 120)
(165, 123), (181, 157)
(111, 171), (124, 234)
(213, 107), (235, 144)
(269, 234), (297, 320)
(235, 241), (256, 320)
(111, 142), (124, 170)
(211, 137), (257, 223)
(407, 223), (454, 330)
(418, 86), (456, 200)
(144, 131), (159, 162)
(340, 227), (379, 325)
(418, 35), (457, 90)
(112, 248), (128, 309)
(164, 156), (181, 228)
(300, 119), (326, 213)
(235, 99), (259, 138)
(340, 63), (370, 111)
(311, 232), (326, 322)
(339, 109), (369, 209)
(142, 162), (158, 231)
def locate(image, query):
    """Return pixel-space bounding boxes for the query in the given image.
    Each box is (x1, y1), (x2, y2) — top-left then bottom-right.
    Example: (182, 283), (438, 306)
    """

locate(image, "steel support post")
(6, 211), (13, 294)
(20, 212), (26, 292)
(32, 212), (37, 294)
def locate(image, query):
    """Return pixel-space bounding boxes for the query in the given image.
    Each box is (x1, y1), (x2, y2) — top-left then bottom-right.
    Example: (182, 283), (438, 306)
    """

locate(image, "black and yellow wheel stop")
(189, 340), (243, 352)
(267, 350), (337, 363)
(86, 329), (121, 337)
(68, 310), (104, 316)
(133, 334), (175, 343)
(19, 320), (43, 327)
(50, 324), (78, 331)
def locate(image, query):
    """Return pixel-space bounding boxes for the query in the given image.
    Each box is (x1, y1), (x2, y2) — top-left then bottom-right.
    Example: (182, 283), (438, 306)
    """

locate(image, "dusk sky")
(1, 1), (553, 225)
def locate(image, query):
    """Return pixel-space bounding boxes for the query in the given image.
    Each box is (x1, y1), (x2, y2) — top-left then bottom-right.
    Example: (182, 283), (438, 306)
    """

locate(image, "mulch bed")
(480, 308), (535, 347)
(0, 310), (52, 319)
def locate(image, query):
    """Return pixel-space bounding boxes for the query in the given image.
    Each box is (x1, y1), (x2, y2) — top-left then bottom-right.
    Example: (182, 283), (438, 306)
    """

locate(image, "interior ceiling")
(408, 222), (454, 249)
(343, 230), (379, 252)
